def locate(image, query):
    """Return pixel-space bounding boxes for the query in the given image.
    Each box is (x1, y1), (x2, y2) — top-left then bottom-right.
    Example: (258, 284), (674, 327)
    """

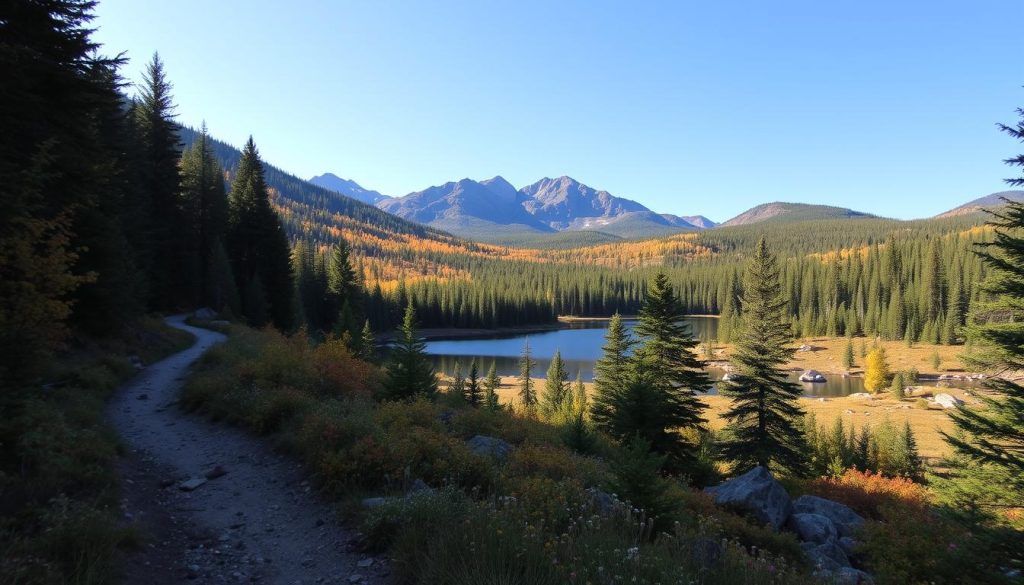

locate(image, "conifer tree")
(178, 122), (227, 307)
(720, 238), (809, 476)
(226, 137), (294, 330)
(632, 273), (709, 431)
(328, 238), (362, 338)
(450, 360), (465, 398)
(941, 185), (1024, 515)
(591, 312), (635, 428)
(518, 339), (537, 411)
(134, 53), (184, 309)
(465, 359), (482, 407)
(572, 371), (587, 416)
(206, 239), (240, 316)
(842, 338), (855, 370)
(383, 304), (437, 400)
(484, 361), (501, 410)
(541, 350), (569, 417)
(358, 320), (376, 361)
(864, 346), (891, 392)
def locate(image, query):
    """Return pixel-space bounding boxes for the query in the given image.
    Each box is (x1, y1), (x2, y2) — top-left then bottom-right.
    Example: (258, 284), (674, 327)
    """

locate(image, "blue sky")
(93, 0), (1023, 222)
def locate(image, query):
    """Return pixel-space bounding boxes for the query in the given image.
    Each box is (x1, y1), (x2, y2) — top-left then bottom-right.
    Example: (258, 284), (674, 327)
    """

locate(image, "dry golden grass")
(475, 374), (981, 462)
(709, 336), (969, 377)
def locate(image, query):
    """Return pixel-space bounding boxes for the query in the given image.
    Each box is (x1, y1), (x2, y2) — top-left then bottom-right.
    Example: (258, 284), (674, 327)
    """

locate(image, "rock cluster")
(705, 467), (873, 584)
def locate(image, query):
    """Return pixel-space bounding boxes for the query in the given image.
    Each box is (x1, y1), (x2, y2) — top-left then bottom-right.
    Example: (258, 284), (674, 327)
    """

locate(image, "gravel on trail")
(108, 315), (389, 585)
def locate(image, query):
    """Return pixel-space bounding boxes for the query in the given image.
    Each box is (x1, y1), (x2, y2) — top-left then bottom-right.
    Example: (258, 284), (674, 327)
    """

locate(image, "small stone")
(179, 478), (207, 492)
(348, 575), (363, 584)
(357, 558), (374, 568)
(205, 465), (228, 480)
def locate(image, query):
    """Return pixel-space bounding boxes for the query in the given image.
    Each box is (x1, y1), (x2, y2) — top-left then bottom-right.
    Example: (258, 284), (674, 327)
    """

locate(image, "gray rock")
(787, 512), (837, 544)
(179, 478), (207, 491)
(467, 435), (512, 461)
(806, 540), (850, 570)
(361, 497), (387, 509)
(357, 558), (374, 568)
(587, 488), (619, 515)
(934, 393), (965, 409)
(838, 536), (859, 556)
(800, 369), (827, 383)
(835, 566), (874, 584)
(792, 495), (865, 537)
(704, 466), (792, 530)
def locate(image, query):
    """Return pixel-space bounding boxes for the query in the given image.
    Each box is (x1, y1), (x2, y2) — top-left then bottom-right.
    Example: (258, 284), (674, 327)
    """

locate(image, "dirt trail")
(108, 316), (388, 585)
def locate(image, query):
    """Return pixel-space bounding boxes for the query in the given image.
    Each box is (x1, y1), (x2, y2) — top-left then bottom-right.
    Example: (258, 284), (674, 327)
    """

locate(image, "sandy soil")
(107, 316), (388, 585)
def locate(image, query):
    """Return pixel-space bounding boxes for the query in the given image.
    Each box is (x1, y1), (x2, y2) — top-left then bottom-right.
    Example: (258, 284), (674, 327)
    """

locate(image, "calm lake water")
(422, 318), (946, 398)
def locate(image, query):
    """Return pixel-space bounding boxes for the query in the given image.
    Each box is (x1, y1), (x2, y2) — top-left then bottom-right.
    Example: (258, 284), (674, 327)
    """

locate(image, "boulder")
(587, 487), (620, 515)
(704, 466), (792, 530)
(467, 435), (512, 461)
(805, 539), (850, 570)
(800, 370), (827, 383)
(786, 512), (837, 545)
(838, 536), (860, 557)
(934, 393), (965, 409)
(835, 567), (874, 584)
(792, 495), (864, 537)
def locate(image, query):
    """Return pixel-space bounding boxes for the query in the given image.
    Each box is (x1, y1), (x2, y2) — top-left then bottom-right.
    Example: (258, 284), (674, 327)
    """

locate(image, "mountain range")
(309, 173), (719, 242)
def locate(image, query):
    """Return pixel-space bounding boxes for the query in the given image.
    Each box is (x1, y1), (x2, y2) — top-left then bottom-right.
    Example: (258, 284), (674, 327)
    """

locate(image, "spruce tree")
(541, 350), (569, 417)
(465, 359), (482, 407)
(484, 361), (501, 410)
(518, 339), (537, 411)
(591, 312), (635, 428)
(358, 320), (376, 361)
(134, 53), (184, 310)
(328, 238), (361, 337)
(226, 137), (294, 330)
(383, 304), (437, 400)
(719, 238), (809, 477)
(941, 188), (1024, 516)
(178, 122), (227, 307)
(450, 359), (465, 398)
(842, 338), (855, 370)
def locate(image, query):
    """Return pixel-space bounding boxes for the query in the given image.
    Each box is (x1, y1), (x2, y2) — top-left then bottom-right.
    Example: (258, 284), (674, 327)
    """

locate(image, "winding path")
(108, 316), (388, 584)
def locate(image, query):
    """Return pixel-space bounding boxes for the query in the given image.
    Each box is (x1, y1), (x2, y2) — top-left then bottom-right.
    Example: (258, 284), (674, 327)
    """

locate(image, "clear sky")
(93, 0), (1024, 222)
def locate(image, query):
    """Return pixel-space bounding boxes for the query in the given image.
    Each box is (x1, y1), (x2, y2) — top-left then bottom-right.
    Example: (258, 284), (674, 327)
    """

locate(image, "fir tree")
(484, 361), (501, 410)
(632, 273), (709, 432)
(328, 238), (361, 338)
(541, 350), (569, 417)
(450, 359), (465, 398)
(134, 53), (184, 310)
(178, 122), (227, 307)
(591, 312), (635, 429)
(941, 186), (1024, 519)
(719, 238), (809, 477)
(518, 340), (537, 411)
(842, 338), (855, 370)
(358, 320), (376, 361)
(465, 359), (482, 407)
(226, 137), (294, 330)
(383, 304), (437, 400)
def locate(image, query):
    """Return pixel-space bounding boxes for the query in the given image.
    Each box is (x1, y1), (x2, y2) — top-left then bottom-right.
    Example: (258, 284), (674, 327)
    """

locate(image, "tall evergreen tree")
(591, 312), (635, 427)
(450, 359), (465, 398)
(358, 320), (376, 361)
(178, 122), (227, 307)
(720, 238), (809, 477)
(134, 53), (184, 309)
(632, 273), (708, 433)
(226, 137), (294, 329)
(518, 339), (537, 411)
(383, 304), (437, 400)
(206, 239), (240, 316)
(327, 237), (361, 337)
(541, 350), (569, 417)
(465, 359), (482, 407)
(484, 361), (501, 410)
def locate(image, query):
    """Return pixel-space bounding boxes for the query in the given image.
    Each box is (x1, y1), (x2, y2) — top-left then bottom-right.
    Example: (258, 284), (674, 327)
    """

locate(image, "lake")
(424, 317), (924, 397)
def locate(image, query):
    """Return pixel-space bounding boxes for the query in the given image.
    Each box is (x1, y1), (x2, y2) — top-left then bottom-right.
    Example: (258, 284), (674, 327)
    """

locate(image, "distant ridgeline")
(180, 127), (997, 343)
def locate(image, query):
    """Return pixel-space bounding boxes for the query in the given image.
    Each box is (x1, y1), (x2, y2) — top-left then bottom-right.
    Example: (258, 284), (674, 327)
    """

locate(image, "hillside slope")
(722, 202), (875, 226)
(935, 190), (1024, 218)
